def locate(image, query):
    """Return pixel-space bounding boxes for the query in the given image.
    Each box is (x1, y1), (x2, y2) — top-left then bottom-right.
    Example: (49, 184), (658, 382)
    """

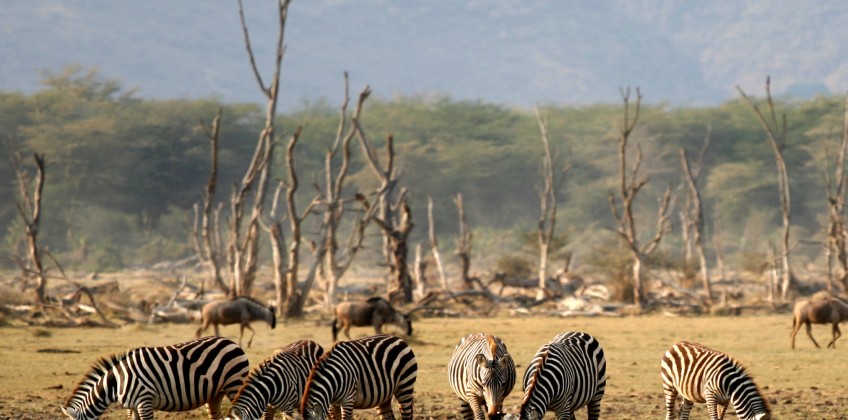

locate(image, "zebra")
(661, 341), (771, 420)
(226, 340), (324, 420)
(61, 336), (250, 420)
(519, 332), (606, 420)
(300, 334), (417, 420)
(448, 333), (517, 420)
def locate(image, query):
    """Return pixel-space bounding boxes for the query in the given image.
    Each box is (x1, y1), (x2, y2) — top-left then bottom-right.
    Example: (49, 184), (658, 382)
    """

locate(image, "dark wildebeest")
(196, 296), (276, 348)
(331, 296), (412, 342)
(791, 295), (848, 349)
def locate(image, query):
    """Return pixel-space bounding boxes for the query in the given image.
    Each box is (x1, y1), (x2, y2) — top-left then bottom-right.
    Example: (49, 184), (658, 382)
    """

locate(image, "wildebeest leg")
(806, 322), (821, 348)
(343, 321), (352, 340)
(213, 323), (221, 338)
(790, 316), (802, 349)
(828, 323), (842, 348)
(243, 323), (256, 348)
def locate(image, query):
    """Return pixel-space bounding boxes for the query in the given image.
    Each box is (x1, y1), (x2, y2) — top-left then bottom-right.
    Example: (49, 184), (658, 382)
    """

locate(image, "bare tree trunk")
(680, 146), (713, 305)
(825, 94), (848, 292)
(455, 193), (474, 290)
(428, 195), (449, 291)
(738, 77), (794, 301)
(534, 107), (559, 301)
(11, 151), (47, 306)
(192, 109), (227, 295)
(607, 88), (672, 310)
(712, 214), (726, 281)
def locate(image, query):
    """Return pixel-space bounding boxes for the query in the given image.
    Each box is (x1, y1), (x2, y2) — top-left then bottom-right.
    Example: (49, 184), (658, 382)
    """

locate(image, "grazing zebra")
(226, 340), (324, 420)
(661, 341), (771, 420)
(448, 333), (517, 420)
(300, 334), (417, 420)
(519, 332), (606, 420)
(61, 336), (250, 420)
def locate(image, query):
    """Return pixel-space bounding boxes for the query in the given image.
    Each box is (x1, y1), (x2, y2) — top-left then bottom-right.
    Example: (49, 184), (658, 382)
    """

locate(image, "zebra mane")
(486, 334), (500, 358)
(66, 352), (127, 404)
(521, 347), (550, 406)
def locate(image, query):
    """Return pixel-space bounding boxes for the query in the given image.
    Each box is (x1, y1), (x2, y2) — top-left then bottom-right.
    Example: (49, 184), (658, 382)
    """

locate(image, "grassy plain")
(0, 312), (845, 419)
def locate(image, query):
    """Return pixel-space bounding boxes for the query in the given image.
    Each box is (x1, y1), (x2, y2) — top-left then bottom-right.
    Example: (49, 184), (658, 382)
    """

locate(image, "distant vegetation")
(3, 68), (846, 286)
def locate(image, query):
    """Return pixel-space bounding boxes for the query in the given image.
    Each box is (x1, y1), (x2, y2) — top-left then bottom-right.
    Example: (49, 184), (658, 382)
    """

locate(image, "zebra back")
(520, 332), (606, 420)
(301, 334), (417, 420)
(227, 340), (324, 419)
(662, 341), (771, 420)
(62, 336), (249, 420)
(448, 333), (517, 418)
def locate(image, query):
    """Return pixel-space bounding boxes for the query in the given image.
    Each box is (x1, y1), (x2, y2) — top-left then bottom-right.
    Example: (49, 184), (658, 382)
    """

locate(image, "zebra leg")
(662, 385), (678, 420)
(586, 394), (603, 420)
(805, 322), (821, 348)
(678, 398), (694, 420)
(136, 401), (156, 420)
(205, 392), (225, 419)
(262, 406), (277, 420)
(376, 401), (396, 420)
(458, 400), (476, 420)
(716, 402), (728, 419)
(125, 408), (137, 420)
(396, 390), (415, 420)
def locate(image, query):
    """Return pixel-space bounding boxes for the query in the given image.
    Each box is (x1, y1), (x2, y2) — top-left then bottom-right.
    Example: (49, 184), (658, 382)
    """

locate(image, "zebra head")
(224, 406), (254, 420)
(301, 401), (329, 420)
(60, 405), (93, 420)
(475, 353), (513, 417)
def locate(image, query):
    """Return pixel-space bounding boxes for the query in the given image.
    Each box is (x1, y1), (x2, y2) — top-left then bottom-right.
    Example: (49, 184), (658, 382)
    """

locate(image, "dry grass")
(1, 312), (846, 419)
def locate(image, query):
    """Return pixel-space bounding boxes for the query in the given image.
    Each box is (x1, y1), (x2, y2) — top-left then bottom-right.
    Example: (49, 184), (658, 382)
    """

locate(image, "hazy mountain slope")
(1, 1), (844, 110)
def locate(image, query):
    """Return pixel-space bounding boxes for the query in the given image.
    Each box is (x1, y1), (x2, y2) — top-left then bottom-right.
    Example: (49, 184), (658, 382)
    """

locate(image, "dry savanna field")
(0, 312), (846, 419)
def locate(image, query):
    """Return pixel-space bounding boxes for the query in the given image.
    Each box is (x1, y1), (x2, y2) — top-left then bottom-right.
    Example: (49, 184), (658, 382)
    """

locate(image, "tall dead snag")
(608, 88), (673, 310)
(825, 94), (848, 291)
(260, 181), (287, 315)
(320, 78), (379, 305)
(11, 151), (47, 306)
(534, 107), (567, 300)
(455, 193), (474, 290)
(191, 109), (227, 295)
(226, 0), (290, 297)
(282, 127), (321, 318)
(679, 134), (713, 305)
(428, 195), (449, 291)
(737, 77), (794, 301)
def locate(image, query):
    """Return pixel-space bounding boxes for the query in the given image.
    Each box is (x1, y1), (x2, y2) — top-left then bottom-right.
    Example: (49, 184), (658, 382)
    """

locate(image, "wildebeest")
(790, 295), (848, 349)
(331, 296), (412, 342)
(196, 296), (276, 348)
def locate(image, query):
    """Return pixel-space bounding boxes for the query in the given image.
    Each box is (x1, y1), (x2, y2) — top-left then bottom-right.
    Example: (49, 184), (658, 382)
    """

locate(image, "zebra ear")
(497, 355), (511, 369)
(475, 353), (490, 368)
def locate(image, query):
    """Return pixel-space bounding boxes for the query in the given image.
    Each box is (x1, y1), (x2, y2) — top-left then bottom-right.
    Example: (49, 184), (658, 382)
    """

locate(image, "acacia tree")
(607, 88), (673, 309)
(737, 77), (794, 301)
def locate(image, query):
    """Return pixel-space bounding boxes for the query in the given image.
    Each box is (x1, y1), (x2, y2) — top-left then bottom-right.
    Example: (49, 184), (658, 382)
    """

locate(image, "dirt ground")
(1, 312), (847, 419)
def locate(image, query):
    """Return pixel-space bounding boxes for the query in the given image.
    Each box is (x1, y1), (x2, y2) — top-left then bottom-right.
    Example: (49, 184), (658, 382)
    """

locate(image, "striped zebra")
(300, 334), (417, 420)
(226, 340), (324, 420)
(661, 341), (771, 420)
(448, 333), (517, 420)
(61, 336), (250, 420)
(519, 332), (606, 420)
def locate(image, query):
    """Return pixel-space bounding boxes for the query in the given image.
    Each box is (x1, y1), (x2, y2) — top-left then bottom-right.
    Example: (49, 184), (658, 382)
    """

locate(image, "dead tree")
(824, 94), (848, 291)
(320, 78), (380, 305)
(607, 88), (673, 309)
(533, 107), (567, 300)
(679, 139), (713, 305)
(261, 181), (287, 315)
(428, 195), (449, 290)
(191, 109), (227, 295)
(455, 193), (474, 290)
(738, 77), (794, 301)
(10, 150), (47, 306)
(225, 0), (290, 297)
(282, 127), (321, 318)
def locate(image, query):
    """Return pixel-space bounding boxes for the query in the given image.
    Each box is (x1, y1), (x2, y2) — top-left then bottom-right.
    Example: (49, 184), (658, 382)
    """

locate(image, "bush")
(494, 255), (533, 278)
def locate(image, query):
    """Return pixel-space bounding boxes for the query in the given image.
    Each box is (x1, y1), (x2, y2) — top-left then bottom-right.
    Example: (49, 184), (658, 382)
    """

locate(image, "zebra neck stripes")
(662, 341), (770, 420)
(520, 332), (606, 420)
(228, 340), (324, 420)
